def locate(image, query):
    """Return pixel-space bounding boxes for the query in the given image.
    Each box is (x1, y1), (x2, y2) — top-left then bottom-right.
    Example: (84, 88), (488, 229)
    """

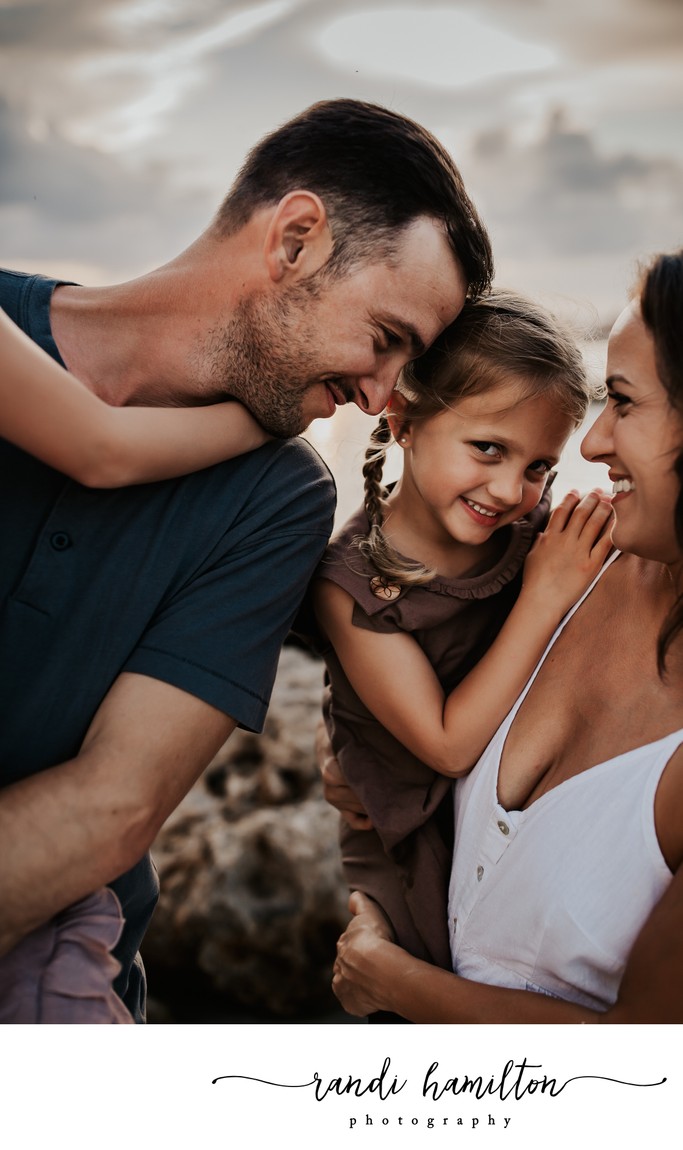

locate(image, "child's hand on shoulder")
(214, 400), (273, 450)
(521, 489), (614, 618)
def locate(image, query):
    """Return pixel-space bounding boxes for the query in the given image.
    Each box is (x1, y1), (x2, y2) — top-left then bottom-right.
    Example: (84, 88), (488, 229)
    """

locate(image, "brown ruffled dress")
(314, 490), (551, 969)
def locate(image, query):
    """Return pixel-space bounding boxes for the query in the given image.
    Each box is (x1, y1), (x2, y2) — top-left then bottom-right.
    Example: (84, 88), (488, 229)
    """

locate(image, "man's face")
(208, 217), (467, 437)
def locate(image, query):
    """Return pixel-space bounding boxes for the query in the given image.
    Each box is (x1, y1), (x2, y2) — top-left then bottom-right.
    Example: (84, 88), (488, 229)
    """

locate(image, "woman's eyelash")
(607, 388), (631, 408)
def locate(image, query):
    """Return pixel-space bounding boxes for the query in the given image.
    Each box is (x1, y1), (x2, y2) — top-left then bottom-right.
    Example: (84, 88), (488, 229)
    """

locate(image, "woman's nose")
(581, 403), (613, 462)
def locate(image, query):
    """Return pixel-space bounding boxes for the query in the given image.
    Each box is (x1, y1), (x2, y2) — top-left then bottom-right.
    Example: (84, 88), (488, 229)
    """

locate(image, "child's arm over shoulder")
(314, 490), (614, 778)
(0, 308), (270, 487)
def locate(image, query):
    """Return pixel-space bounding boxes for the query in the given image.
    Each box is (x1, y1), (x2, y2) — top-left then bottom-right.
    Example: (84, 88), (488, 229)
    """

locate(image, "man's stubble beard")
(204, 288), (323, 438)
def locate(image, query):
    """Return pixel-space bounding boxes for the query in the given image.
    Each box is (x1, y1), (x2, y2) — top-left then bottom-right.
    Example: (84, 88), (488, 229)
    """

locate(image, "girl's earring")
(399, 435), (407, 444)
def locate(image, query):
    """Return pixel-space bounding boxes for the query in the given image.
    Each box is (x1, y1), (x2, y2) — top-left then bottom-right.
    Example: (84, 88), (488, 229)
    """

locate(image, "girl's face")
(581, 301), (682, 565)
(395, 379), (575, 548)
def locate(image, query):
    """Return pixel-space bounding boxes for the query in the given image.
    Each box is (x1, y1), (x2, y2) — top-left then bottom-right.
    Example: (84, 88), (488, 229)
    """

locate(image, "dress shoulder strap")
(502, 550), (621, 732)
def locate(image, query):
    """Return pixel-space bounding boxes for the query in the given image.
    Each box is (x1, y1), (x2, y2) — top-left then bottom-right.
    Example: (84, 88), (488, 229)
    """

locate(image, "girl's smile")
(460, 496), (505, 525)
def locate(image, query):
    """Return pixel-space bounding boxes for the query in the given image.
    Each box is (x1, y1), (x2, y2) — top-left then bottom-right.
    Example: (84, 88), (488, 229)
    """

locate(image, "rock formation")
(142, 646), (352, 1019)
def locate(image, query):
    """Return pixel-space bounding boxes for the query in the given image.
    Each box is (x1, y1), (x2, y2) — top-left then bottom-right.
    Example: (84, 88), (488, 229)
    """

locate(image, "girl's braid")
(362, 414), (392, 530)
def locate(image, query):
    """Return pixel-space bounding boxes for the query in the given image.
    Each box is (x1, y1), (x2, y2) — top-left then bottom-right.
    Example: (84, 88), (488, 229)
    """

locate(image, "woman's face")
(581, 300), (682, 564)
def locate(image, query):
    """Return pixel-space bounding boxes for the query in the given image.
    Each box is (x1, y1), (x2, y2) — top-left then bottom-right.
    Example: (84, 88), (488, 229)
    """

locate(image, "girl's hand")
(521, 489), (614, 620)
(332, 892), (395, 1015)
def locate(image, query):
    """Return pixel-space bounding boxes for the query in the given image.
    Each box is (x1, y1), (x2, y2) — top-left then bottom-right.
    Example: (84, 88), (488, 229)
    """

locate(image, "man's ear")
(386, 390), (412, 445)
(264, 191), (333, 283)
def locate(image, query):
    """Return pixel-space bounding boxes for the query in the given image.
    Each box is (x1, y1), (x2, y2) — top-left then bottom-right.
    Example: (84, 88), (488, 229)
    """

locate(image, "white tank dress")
(447, 556), (683, 1011)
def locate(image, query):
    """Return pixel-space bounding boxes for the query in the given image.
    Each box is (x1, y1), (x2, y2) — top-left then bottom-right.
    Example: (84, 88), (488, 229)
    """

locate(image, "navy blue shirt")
(0, 270), (336, 1017)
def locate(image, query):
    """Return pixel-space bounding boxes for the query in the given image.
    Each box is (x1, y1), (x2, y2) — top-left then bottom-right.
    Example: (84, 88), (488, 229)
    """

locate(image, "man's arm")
(0, 672), (235, 955)
(316, 718), (373, 830)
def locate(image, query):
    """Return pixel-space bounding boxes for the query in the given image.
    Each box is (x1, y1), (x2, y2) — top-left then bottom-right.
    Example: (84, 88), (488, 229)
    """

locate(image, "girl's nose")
(486, 467), (524, 508)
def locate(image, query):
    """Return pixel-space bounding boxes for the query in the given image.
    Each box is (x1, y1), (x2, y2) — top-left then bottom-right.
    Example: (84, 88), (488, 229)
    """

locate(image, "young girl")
(312, 290), (614, 977)
(0, 307), (269, 1023)
(0, 306), (269, 486)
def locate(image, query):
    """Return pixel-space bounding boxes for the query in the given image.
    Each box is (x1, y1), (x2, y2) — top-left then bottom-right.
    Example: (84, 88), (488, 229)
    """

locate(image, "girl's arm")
(0, 308), (270, 487)
(313, 490), (614, 778)
(332, 879), (683, 1023)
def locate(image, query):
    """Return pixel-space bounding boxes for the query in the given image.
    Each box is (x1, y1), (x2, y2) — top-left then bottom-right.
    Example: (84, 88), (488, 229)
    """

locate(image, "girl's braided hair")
(356, 289), (601, 587)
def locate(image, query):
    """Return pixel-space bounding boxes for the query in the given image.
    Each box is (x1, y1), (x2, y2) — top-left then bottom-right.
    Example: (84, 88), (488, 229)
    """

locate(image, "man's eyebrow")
(382, 315), (426, 356)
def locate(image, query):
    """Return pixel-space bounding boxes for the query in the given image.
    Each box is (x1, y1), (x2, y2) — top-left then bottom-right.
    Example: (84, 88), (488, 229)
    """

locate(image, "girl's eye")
(527, 459), (552, 476)
(472, 441), (501, 459)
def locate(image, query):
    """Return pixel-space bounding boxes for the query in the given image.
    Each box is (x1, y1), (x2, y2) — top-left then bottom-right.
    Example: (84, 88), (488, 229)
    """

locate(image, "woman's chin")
(611, 520), (681, 565)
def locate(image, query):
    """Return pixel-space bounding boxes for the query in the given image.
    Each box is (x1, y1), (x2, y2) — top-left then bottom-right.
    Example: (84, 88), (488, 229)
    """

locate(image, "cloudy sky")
(1, 0), (682, 326)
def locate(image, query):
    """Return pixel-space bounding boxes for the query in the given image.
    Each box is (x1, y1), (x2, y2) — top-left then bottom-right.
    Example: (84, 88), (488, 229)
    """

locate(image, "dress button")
(50, 532), (72, 551)
(497, 819), (510, 836)
(476, 865), (484, 881)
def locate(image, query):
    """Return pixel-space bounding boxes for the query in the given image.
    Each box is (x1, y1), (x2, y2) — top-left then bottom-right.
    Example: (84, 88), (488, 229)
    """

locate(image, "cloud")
(316, 6), (557, 88)
(0, 0), (303, 153)
(0, 96), (215, 280)
(470, 110), (683, 254)
(476, 0), (683, 64)
(460, 109), (683, 318)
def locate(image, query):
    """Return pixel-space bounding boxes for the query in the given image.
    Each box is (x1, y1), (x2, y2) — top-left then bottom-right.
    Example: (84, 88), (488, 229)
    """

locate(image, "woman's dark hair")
(213, 98), (493, 296)
(638, 250), (683, 672)
(358, 289), (598, 586)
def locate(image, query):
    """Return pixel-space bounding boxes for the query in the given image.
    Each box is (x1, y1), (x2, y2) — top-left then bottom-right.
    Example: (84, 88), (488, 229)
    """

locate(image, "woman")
(331, 249), (683, 1023)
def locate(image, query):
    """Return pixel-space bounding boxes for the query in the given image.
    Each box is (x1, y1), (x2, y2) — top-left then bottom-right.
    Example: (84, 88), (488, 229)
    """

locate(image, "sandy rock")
(143, 646), (351, 1018)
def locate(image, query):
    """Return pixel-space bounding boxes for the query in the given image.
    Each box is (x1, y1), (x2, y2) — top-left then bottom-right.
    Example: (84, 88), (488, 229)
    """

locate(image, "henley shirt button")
(497, 819), (510, 836)
(476, 865), (484, 881)
(50, 532), (72, 551)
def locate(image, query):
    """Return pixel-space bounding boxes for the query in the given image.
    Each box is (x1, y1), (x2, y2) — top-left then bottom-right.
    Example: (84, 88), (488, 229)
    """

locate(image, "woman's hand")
(332, 892), (395, 1015)
(521, 489), (614, 620)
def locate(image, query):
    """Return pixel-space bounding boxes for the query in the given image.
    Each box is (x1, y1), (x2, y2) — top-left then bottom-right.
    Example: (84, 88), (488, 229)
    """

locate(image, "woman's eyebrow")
(606, 374), (634, 388)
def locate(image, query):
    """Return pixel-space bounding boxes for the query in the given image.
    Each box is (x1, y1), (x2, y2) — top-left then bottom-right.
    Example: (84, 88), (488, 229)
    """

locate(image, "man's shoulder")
(267, 434), (335, 486)
(0, 268), (75, 351)
(224, 436), (336, 513)
(131, 437), (336, 543)
(0, 268), (35, 323)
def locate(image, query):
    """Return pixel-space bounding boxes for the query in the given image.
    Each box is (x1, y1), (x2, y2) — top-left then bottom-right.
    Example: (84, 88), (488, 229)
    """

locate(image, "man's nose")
(580, 404), (613, 462)
(355, 363), (401, 416)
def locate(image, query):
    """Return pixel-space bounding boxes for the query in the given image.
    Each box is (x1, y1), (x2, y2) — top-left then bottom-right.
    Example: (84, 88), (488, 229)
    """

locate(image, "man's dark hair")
(214, 98), (493, 296)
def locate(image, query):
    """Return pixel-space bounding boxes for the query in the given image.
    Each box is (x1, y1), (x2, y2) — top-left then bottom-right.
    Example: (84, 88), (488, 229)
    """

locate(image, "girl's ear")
(386, 390), (412, 446)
